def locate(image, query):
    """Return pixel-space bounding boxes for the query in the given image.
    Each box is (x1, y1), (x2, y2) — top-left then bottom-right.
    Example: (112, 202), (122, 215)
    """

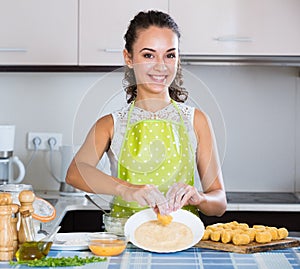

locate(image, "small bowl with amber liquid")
(88, 232), (128, 256)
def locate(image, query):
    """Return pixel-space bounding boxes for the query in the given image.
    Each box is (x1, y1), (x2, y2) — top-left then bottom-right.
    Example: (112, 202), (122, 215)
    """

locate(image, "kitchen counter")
(1, 191), (298, 268)
(226, 192), (300, 211)
(36, 191), (300, 234)
(1, 244), (300, 269)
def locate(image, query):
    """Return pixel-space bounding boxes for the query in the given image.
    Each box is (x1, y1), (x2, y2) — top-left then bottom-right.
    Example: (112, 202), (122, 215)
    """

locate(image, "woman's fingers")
(166, 182), (184, 211)
(166, 182), (200, 211)
(123, 182), (203, 215)
(145, 185), (170, 215)
(130, 184), (169, 215)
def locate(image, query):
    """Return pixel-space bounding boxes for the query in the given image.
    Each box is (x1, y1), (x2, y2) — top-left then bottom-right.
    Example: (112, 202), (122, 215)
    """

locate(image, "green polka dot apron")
(111, 100), (197, 217)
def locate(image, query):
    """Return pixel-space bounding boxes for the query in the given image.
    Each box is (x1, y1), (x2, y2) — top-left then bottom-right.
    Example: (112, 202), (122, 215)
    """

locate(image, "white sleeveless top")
(106, 102), (198, 178)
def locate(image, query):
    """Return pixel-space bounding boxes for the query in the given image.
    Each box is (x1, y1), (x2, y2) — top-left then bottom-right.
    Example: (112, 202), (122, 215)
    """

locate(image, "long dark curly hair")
(123, 10), (188, 104)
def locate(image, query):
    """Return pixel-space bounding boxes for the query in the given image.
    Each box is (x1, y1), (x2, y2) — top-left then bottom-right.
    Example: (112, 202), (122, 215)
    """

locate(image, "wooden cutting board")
(195, 237), (300, 253)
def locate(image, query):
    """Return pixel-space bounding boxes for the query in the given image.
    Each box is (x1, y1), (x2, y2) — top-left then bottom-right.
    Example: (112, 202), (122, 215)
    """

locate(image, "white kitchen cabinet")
(79, 0), (168, 65)
(169, 0), (300, 56)
(0, 0), (77, 65)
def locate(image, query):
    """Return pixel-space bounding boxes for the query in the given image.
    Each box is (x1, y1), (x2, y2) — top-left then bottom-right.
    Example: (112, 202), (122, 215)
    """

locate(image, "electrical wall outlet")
(27, 132), (62, 150)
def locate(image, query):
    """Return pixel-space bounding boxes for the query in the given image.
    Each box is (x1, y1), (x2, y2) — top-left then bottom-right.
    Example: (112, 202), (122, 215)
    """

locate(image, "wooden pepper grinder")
(0, 192), (14, 261)
(18, 190), (36, 245)
(11, 203), (19, 257)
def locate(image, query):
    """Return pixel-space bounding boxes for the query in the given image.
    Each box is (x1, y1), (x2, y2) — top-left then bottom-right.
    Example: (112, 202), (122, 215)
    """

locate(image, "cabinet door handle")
(102, 48), (122, 53)
(213, 36), (252, 42)
(0, 48), (27, 52)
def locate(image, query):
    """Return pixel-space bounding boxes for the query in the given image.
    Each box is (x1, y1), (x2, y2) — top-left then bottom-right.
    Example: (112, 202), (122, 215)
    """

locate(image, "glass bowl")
(103, 214), (130, 235)
(88, 232), (128, 256)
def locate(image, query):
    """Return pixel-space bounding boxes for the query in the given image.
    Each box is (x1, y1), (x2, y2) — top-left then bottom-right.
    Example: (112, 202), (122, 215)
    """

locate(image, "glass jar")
(0, 184), (33, 204)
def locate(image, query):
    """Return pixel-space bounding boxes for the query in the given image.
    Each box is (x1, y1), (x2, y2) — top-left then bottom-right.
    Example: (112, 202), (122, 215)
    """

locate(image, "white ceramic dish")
(51, 233), (91, 250)
(124, 209), (204, 253)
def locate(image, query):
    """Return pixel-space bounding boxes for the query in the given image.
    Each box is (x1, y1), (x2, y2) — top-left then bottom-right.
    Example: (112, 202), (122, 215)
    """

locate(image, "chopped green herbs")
(9, 255), (106, 267)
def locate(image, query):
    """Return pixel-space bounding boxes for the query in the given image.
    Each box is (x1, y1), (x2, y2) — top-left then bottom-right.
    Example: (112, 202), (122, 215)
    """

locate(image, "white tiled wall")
(0, 66), (299, 192)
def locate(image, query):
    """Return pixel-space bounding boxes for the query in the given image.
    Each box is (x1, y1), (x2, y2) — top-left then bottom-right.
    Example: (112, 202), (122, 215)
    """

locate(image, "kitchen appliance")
(57, 145), (83, 195)
(0, 125), (25, 184)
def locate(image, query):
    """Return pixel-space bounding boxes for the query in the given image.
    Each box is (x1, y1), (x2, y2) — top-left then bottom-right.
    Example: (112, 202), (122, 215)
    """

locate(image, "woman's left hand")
(166, 182), (204, 212)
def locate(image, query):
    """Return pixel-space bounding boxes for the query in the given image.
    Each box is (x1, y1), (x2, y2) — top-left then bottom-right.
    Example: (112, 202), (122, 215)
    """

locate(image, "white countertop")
(227, 203), (300, 211)
(36, 190), (300, 233)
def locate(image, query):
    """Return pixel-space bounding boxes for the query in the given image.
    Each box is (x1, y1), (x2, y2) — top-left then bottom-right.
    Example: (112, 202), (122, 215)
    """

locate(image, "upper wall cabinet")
(169, 0), (300, 56)
(79, 0), (168, 66)
(1, 1), (299, 67)
(0, 0), (77, 65)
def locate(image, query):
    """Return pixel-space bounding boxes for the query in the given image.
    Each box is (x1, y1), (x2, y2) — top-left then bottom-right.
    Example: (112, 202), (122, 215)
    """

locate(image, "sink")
(59, 210), (105, 232)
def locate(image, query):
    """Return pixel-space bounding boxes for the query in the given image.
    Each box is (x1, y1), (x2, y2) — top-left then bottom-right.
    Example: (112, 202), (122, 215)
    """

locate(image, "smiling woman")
(66, 10), (226, 223)
(123, 26), (179, 100)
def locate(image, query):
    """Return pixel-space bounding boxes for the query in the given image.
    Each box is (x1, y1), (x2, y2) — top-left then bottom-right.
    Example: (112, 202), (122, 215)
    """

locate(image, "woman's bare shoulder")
(94, 105), (130, 142)
(96, 114), (113, 124)
(194, 108), (210, 128)
(193, 108), (215, 144)
(95, 114), (114, 135)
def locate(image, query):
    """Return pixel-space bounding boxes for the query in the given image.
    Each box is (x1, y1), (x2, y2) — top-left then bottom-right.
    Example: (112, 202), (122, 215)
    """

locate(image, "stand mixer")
(0, 125), (25, 185)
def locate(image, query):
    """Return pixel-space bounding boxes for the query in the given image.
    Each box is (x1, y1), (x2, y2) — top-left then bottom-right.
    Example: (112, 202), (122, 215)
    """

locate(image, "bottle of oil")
(18, 210), (35, 244)
(18, 190), (36, 245)
(15, 241), (52, 261)
(15, 226), (61, 261)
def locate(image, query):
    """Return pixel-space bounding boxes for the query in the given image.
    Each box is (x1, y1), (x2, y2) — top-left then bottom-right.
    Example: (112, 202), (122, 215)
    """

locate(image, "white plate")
(51, 233), (91, 251)
(124, 209), (204, 253)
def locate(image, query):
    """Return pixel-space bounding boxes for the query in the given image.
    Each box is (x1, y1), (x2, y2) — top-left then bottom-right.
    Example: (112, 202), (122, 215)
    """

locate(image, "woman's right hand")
(117, 183), (170, 215)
